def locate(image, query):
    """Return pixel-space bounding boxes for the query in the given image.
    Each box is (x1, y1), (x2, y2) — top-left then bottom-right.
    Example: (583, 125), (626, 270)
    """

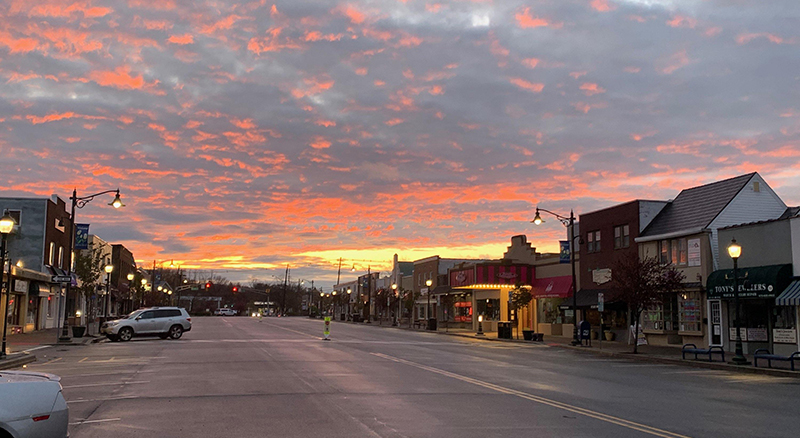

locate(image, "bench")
(413, 320), (425, 329)
(753, 349), (800, 371)
(682, 344), (725, 362)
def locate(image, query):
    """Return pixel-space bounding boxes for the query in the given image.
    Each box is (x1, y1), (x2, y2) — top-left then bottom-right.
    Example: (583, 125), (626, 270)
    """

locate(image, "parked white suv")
(102, 307), (192, 342)
(214, 308), (237, 316)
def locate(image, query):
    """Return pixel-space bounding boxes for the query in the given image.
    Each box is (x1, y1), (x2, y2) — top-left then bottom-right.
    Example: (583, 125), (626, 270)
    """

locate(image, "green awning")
(707, 264), (793, 300)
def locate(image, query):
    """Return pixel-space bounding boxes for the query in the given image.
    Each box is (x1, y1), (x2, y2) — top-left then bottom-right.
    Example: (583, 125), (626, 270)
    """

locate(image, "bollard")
(323, 316), (331, 340)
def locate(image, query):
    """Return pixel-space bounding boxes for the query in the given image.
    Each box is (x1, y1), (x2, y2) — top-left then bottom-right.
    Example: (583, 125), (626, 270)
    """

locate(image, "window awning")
(531, 276), (572, 298)
(775, 279), (800, 306)
(707, 264), (793, 300)
(559, 289), (618, 310)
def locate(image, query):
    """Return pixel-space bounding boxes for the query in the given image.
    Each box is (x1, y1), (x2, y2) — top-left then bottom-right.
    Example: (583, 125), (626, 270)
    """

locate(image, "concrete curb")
(0, 353), (37, 370)
(333, 318), (800, 378)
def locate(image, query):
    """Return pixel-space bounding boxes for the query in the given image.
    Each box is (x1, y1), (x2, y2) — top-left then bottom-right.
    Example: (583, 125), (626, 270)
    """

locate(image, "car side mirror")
(135, 316), (142, 320)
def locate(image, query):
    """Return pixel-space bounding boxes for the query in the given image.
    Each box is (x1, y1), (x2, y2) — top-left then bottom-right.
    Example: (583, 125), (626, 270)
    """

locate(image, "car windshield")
(123, 311), (141, 320)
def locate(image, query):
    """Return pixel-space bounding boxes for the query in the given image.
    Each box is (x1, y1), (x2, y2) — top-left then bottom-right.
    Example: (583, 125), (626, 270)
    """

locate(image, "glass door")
(709, 300), (722, 346)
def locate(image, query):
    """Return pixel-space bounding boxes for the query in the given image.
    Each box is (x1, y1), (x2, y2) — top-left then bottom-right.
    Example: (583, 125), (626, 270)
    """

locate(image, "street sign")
(323, 317), (331, 340)
(52, 275), (71, 283)
(598, 293), (605, 312)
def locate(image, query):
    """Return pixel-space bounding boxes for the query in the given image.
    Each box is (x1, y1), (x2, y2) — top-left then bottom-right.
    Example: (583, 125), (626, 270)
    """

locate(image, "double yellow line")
(371, 352), (691, 438)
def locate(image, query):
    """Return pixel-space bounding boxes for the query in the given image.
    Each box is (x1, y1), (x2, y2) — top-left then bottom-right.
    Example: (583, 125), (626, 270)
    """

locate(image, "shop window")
(678, 292), (702, 333)
(614, 225), (630, 249)
(476, 299), (500, 321)
(643, 294), (679, 331)
(538, 298), (564, 324)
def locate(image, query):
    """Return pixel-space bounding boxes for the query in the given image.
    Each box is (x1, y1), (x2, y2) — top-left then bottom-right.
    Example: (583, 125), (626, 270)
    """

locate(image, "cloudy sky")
(1, 0), (798, 288)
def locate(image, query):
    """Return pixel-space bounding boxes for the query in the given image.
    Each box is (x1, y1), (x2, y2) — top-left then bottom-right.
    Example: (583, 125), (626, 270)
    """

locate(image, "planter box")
(72, 326), (86, 338)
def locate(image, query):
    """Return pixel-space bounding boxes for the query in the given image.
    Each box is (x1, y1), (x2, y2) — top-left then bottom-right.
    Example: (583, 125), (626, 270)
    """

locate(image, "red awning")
(531, 276), (572, 298)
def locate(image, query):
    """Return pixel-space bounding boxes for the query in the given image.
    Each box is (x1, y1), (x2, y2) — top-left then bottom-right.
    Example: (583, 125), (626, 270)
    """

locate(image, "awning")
(776, 279), (800, 306)
(559, 289), (618, 310)
(531, 276), (572, 298)
(707, 264), (793, 300)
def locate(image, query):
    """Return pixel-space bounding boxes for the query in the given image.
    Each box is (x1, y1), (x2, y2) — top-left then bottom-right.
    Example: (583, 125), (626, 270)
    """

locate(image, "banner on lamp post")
(559, 241), (570, 264)
(74, 224), (90, 250)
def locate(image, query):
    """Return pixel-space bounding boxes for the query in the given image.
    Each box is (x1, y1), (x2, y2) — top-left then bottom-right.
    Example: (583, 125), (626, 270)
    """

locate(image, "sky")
(0, 0), (798, 289)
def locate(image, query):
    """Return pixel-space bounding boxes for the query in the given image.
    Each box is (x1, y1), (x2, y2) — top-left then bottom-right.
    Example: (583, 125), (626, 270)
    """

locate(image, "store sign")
(598, 293), (604, 312)
(773, 329), (798, 344)
(687, 238), (701, 267)
(729, 328), (748, 342)
(712, 283), (774, 299)
(747, 328), (768, 342)
(14, 279), (28, 293)
(592, 269), (611, 285)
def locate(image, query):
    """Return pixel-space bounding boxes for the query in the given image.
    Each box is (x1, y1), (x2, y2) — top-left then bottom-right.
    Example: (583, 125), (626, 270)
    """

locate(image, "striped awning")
(775, 280), (800, 306)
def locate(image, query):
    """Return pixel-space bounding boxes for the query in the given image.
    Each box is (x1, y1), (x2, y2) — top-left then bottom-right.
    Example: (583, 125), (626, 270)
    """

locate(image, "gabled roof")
(639, 172), (756, 238)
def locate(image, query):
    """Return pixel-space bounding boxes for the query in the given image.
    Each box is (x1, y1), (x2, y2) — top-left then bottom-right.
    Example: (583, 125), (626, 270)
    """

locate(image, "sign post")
(323, 316), (331, 340)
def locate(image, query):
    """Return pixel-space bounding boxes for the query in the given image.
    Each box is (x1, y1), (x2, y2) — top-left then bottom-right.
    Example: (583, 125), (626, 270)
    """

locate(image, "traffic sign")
(598, 292), (605, 312)
(52, 275), (71, 283)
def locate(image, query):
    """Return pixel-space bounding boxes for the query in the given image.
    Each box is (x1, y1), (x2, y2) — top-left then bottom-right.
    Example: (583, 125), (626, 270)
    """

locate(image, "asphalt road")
(23, 316), (800, 438)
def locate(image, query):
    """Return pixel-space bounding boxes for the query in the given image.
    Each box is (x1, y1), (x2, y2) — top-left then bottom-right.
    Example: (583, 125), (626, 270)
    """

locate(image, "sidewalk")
(354, 319), (800, 378)
(1, 328), (99, 370)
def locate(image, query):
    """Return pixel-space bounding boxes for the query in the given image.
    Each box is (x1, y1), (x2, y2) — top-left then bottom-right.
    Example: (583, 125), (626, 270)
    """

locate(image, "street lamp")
(59, 188), (125, 343)
(476, 314), (485, 336)
(426, 279), (433, 325)
(533, 206), (580, 346)
(727, 238), (748, 365)
(392, 283), (399, 326)
(1, 212), (17, 358)
(104, 263), (113, 322)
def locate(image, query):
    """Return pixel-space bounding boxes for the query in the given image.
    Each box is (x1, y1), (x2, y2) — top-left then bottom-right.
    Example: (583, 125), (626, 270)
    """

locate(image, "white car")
(214, 308), (237, 316)
(101, 307), (192, 342)
(0, 371), (68, 438)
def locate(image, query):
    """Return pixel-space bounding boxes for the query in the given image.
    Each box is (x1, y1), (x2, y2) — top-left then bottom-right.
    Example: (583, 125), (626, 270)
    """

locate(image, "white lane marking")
(21, 345), (51, 353)
(69, 418), (122, 425)
(371, 352), (692, 438)
(67, 395), (140, 404)
(178, 338), (455, 345)
(59, 369), (158, 378)
(62, 380), (150, 389)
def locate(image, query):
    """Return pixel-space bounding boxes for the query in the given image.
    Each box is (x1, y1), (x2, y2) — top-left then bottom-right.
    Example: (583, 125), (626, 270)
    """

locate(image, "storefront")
(774, 279), (800, 352)
(531, 276), (572, 336)
(560, 289), (627, 341)
(449, 262), (535, 333)
(707, 264), (794, 355)
(641, 286), (706, 346)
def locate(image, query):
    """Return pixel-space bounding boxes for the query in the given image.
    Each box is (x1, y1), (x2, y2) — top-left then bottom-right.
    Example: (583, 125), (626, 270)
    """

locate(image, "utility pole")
(281, 265), (289, 315)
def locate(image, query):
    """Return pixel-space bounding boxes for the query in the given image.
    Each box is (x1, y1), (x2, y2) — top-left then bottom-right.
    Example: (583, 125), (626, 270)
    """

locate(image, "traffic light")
(205, 282), (212, 290)
(232, 286), (239, 294)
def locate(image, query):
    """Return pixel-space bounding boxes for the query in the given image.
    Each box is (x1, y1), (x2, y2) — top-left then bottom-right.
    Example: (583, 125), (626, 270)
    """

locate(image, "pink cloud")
(515, 8), (549, 29)
(509, 77), (545, 93)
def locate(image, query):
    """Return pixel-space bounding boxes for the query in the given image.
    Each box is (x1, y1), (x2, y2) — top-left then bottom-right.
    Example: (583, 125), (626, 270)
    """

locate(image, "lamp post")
(476, 314), (485, 336)
(727, 239), (748, 365)
(533, 207), (580, 346)
(426, 278), (433, 325)
(126, 273), (134, 313)
(392, 284), (398, 326)
(59, 188), (125, 343)
(140, 278), (147, 308)
(104, 263), (113, 323)
(1, 212), (17, 358)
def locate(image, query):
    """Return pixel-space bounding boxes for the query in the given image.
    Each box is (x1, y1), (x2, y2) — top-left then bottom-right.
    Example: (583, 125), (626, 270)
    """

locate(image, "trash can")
(498, 322), (512, 339)
(427, 318), (437, 331)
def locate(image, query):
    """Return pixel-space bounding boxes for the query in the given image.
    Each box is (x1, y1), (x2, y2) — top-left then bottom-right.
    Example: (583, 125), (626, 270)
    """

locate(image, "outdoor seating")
(681, 344), (726, 362)
(753, 349), (800, 371)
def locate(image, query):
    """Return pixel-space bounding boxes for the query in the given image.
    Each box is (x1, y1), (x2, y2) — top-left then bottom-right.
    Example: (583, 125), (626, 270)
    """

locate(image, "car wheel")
(159, 333), (169, 340)
(118, 327), (134, 342)
(169, 325), (183, 339)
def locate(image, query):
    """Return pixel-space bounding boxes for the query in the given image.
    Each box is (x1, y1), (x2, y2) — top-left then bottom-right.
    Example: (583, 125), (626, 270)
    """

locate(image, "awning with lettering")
(706, 264), (793, 300)
(559, 289), (619, 310)
(531, 276), (572, 298)
(775, 279), (800, 306)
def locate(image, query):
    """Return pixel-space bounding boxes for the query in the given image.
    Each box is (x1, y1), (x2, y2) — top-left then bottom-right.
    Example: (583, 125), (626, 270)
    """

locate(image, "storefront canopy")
(559, 289), (618, 310)
(707, 264), (793, 300)
(775, 279), (800, 306)
(531, 276), (572, 298)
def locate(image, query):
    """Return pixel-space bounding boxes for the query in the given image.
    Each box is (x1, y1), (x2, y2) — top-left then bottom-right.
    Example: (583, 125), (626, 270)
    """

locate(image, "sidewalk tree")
(610, 254), (685, 353)
(509, 286), (533, 339)
(73, 244), (105, 325)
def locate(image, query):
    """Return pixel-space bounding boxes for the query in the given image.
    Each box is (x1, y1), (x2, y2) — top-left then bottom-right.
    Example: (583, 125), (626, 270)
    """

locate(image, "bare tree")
(610, 253), (685, 353)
